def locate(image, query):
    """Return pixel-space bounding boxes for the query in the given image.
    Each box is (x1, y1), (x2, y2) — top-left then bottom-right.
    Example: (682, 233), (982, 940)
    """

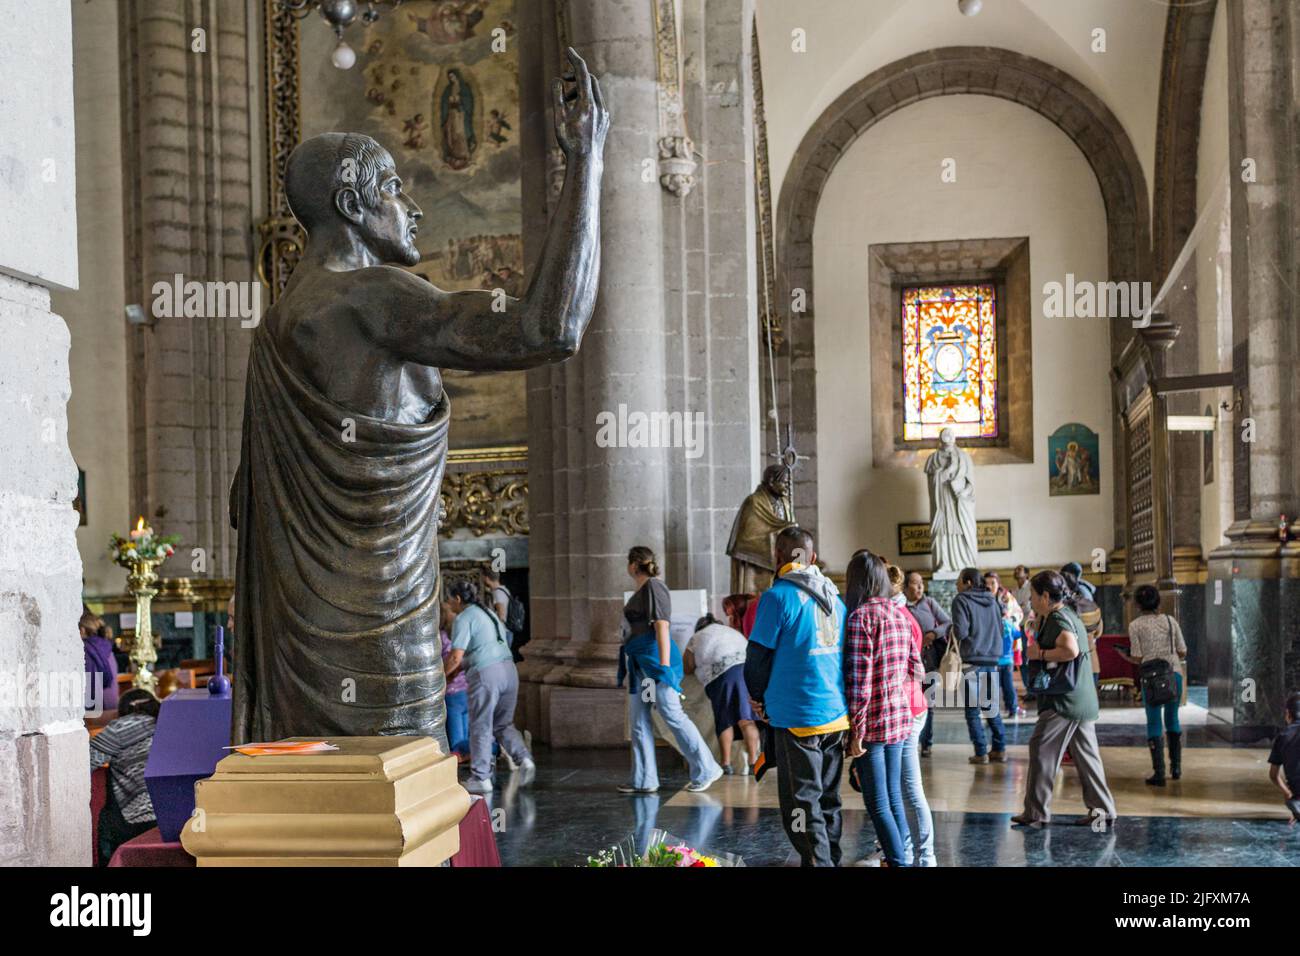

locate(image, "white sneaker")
(519, 757), (536, 787)
(685, 764), (725, 793)
(463, 776), (493, 794)
(854, 850), (886, 867)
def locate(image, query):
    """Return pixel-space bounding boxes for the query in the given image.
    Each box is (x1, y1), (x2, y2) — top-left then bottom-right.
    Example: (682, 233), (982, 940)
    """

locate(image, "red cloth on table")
(1096, 634), (1140, 684)
(106, 793), (501, 866)
(448, 795), (501, 867)
(109, 827), (193, 867)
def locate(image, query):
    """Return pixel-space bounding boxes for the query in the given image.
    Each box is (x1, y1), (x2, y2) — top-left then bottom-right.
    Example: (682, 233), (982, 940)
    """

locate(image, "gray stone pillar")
(1206, 0), (1298, 741)
(119, 0), (255, 582)
(518, 0), (761, 746)
(667, 0), (762, 598)
(0, 1), (89, 866)
(518, 0), (669, 744)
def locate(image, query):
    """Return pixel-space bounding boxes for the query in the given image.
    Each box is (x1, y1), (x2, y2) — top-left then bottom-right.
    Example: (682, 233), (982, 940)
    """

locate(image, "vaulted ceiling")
(755, 0), (1169, 215)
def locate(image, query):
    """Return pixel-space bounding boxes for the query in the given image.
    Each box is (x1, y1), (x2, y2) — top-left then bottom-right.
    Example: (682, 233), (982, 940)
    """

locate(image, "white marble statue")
(925, 427), (979, 577)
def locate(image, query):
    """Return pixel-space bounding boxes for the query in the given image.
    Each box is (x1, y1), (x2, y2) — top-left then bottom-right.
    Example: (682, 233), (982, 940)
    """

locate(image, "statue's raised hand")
(552, 47), (609, 159)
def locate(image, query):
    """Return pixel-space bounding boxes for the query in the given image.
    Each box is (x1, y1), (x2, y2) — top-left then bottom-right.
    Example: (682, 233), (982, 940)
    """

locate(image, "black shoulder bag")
(1138, 616), (1177, 706)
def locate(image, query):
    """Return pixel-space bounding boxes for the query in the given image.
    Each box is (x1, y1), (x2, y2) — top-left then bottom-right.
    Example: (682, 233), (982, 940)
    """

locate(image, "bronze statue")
(230, 48), (608, 746)
(725, 464), (794, 593)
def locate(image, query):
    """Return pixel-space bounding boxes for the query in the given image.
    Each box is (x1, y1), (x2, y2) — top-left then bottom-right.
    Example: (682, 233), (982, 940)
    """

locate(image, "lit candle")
(129, 516), (147, 540)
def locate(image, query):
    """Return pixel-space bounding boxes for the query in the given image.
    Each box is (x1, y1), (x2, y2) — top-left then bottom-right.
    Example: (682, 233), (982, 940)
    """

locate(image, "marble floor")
(472, 701), (1300, 867)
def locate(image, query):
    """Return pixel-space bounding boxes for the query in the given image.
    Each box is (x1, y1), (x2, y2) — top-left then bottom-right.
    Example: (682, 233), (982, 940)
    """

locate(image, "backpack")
(499, 585), (527, 637)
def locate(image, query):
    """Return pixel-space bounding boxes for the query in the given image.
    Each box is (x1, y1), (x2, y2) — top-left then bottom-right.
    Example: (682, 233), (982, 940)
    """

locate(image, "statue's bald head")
(285, 132), (395, 233)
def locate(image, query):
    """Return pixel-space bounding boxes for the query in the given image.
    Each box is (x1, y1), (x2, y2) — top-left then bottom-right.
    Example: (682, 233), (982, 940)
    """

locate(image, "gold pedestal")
(180, 737), (469, 866)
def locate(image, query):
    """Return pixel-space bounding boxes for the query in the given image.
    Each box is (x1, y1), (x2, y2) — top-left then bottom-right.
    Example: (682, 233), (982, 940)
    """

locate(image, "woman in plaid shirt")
(844, 550), (924, 867)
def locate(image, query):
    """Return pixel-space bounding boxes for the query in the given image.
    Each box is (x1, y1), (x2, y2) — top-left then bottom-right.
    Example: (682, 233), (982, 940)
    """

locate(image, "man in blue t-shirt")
(1269, 692), (1300, 822)
(745, 525), (848, 867)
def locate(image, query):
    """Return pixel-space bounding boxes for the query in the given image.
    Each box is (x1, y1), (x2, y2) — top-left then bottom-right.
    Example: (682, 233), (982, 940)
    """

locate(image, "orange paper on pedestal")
(225, 740), (340, 756)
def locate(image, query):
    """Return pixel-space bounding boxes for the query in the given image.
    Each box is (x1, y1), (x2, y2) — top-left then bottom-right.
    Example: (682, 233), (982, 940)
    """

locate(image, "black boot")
(1166, 731), (1182, 780)
(1145, 737), (1166, 786)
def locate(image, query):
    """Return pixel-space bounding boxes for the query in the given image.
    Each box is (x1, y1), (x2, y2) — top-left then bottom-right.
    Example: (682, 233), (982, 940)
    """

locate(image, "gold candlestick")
(126, 557), (163, 695)
(110, 517), (179, 698)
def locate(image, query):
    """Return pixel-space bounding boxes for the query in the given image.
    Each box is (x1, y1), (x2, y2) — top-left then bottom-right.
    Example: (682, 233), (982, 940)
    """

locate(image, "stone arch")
(1152, 0), (1219, 282)
(773, 46), (1151, 541)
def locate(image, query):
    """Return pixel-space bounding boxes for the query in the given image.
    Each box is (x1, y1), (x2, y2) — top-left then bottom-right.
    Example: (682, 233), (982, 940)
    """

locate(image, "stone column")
(518, 0), (761, 746)
(667, 0), (762, 597)
(1206, 0), (1298, 741)
(518, 0), (669, 744)
(119, 0), (255, 587)
(0, 1), (89, 866)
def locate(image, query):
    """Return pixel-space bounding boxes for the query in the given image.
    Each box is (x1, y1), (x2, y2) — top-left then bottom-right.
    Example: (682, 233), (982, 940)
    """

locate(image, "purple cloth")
(441, 630), (468, 695)
(83, 635), (119, 711)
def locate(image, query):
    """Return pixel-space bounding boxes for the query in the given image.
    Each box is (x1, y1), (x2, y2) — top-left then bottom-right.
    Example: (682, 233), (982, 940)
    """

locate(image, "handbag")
(938, 631), (964, 700)
(1138, 617), (1178, 706)
(1025, 610), (1082, 697)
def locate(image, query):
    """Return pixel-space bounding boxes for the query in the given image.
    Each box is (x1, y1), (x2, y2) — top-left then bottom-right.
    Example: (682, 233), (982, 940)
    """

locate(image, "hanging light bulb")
(957, 0), (983, 15)
(331, 38), (357, 69)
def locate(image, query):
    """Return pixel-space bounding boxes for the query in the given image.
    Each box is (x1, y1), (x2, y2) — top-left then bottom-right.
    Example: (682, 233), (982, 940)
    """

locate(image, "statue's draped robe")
(725, 486), (792, 594)
(231, 328), (449, 749)
(926, 447), (979, 574)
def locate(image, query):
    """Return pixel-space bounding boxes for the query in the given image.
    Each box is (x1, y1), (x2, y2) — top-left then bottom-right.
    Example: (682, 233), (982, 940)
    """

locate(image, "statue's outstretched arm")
(376, 48), (608, 371)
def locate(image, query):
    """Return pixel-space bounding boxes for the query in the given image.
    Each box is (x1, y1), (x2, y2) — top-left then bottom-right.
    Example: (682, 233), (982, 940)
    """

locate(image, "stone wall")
(0, 3), (88, 865)
(119, 0), (256, 582)
(51, 0), (131, 596)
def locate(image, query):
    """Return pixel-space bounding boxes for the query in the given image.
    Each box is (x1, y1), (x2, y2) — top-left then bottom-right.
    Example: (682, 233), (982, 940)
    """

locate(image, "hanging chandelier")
(281, 0), (405, 69)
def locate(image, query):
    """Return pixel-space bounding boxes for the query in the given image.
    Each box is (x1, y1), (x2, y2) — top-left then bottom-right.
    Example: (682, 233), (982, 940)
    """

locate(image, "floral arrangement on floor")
(109, 517), (180, 567)
(585, 831), (739, 867)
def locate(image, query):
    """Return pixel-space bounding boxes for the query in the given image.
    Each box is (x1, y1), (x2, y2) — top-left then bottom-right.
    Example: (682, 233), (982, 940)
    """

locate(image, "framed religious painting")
(261, 0), (526, 458)
(1047, 422), (1101, 496)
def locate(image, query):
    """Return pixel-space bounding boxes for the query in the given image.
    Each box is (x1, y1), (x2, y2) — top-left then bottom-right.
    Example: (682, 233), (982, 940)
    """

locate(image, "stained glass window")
(901, 283), (998, 441)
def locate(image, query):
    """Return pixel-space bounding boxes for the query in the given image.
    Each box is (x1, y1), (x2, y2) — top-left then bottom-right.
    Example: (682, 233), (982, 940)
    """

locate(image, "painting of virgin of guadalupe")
(439, 68), (478, 170)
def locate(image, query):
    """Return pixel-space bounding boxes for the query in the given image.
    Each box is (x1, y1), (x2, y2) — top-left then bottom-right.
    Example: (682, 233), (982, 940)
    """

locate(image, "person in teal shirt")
(446, 579), (534, 794)
(744, 526), (848, 866)
(616, 546), (723, 795)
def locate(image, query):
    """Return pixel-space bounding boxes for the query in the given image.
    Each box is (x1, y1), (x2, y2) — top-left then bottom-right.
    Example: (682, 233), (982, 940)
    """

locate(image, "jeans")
(854, 741), (910, 867)
(445, 690), (469, 755)
(1143, 671), (1183, 738)
(467, 659), (532, 781)
(900, 711), (935, 866)
(627, 681), (721, 790)
(919, 673), (936, 749)
(774, 728), (844, 866)
(998, 664), (1018, 717)
(963, 665), (1006, 755)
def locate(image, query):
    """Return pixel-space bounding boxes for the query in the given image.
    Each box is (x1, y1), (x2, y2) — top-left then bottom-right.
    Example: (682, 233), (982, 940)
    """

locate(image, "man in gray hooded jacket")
(952, 567), (1008, 763)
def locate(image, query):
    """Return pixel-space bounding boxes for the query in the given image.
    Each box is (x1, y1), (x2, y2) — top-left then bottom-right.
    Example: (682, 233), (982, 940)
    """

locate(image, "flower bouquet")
(109, 517), (179, 569)
(585, 829), (743, 867)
